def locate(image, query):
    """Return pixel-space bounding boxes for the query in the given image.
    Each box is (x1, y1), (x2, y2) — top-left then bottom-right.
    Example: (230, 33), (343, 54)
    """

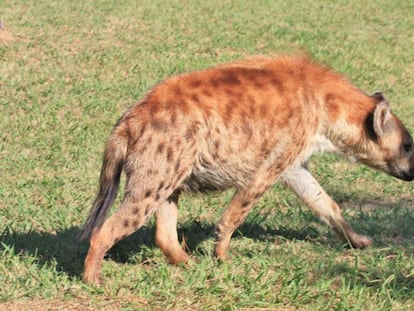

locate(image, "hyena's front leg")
(155, 191), (189, 265)
(214, 170), (278, 260)
(214, 155), (301, 259)
(214, 188), (263, 260)
(281, 166), (372, 248)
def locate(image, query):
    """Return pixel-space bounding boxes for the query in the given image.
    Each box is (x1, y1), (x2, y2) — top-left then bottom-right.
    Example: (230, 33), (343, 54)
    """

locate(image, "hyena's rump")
(80, 55), (414, 285)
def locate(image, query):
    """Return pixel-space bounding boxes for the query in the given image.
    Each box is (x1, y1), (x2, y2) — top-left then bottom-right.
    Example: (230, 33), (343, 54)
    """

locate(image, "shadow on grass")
(324, 259), (414, 296)
(0, 221), (321, 280)
(1, 201), (414, 283)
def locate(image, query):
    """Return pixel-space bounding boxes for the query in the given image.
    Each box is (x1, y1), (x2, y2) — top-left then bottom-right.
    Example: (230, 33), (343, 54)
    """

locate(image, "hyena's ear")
(373, 98), (391, 138)
(372, 91), (386, 102)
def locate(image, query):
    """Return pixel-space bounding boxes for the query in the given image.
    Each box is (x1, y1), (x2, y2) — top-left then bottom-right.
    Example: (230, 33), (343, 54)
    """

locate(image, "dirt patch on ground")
(0, 29), (15, 44)
(0, 296), (149, 311)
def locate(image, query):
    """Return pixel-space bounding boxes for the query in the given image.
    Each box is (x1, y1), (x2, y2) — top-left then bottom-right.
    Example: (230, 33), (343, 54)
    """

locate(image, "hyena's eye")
(403, 143), (412, 153)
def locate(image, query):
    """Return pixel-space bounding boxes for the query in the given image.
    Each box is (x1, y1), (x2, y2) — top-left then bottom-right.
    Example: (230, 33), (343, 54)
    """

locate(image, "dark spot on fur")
(210, 79), (219, 88)
(158, 181), (165, 191)
(178, 100), (189, 113)
(254, 193), (262, 200)
(191, 93), (200, 102)
(175, 160), (181, 172)
(259, 104), (267, 118)
(220, 70), (241, 85)
(151, 118), (166, 131)
(225, 100), (235, 120)
(214, 140), (220, 150)
(241, 200), (250, 208)
(144, 190), (152, 198)
(240, 108), (248, 122)
(148, 100), (160, 115)
(185, 124), (197, 140)
(170, 111), (177, 125)
(271, 78), (283, 92)
(243, 68), (273, 81)
(167, 147), (173, 161)
(203, 89), (213, 97)
(157, 142), (165, 154)
(225, 88), (235, 96)
(176, 170), (187, 182)
(261, 138), (272, 154)
(132, 207), (139, 215)
(190, 79), (202, 88)
(138, 124), (147, 139)
(137, 144), (147, 154)
(325, 93), (340, 121)
(123, 219), (129, 228)
(270, 162), (285, 175)
(155, 193), (161, 201)
(117, 123), (130, 142)
(249, 104), (256, 117)
(132, 220), (139, 228)
(325, 93), (336, 103)
(174, 86), (182, 96)
(241, 123), (253, 137)
(254, 81), (265, 89)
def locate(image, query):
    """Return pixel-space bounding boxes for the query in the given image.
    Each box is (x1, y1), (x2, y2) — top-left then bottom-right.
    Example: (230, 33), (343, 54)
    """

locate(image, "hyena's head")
(362, 92), (414, 181)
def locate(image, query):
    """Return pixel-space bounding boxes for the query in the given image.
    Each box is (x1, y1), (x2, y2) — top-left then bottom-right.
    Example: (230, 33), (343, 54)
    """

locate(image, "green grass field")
(1, 0), (414, 310)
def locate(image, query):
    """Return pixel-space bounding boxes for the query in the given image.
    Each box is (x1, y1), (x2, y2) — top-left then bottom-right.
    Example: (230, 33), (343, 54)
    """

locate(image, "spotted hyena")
(80, 55), (414, 285)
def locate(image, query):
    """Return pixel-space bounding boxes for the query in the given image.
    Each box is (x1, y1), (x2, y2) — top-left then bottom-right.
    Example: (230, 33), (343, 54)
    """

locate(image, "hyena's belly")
(181, 159), (257, 192)
(180, 139), (279, 192)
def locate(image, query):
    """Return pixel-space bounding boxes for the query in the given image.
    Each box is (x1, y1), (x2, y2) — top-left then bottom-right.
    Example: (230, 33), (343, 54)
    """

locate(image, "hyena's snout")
(388, 149), (414, 182)
(399, 158), (414, 181)
(396, 135), (414, 181)
(401, 170), (414, 181)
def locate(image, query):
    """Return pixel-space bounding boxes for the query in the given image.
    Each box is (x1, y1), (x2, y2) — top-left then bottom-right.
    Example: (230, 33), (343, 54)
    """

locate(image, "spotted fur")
(80, 55), (414, 285)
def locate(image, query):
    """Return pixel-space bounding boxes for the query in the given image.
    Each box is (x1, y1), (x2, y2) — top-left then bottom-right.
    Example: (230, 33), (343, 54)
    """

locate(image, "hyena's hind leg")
(155, 191), (189, 264)
(281, 166), (372, 248)
(84, 166), (193, 285)
(83, 194), (157, 285)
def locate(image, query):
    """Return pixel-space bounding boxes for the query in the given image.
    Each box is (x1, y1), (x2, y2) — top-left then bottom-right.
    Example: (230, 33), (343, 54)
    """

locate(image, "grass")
(1, 0), (414, 309)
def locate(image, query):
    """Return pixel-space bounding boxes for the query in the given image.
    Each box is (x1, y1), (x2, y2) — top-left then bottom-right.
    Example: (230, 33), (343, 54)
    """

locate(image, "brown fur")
(80, 55), (414, 285)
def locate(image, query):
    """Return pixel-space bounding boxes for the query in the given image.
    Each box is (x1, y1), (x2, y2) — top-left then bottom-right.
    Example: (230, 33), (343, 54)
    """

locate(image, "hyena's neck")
(320, 84), (377, 159)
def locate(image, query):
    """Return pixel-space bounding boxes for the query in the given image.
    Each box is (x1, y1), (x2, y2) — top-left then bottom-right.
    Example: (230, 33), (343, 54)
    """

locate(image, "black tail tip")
(78, 225), (93, 241)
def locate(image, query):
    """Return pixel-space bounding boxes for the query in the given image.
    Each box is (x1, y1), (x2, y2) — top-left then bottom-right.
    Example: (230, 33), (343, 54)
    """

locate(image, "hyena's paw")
(82, 273), (102, 287)
(214, 245), (231, 261)
(214, 253), (228, 261)
(167, 251), (190, 265)
(347, 233), (373, 249)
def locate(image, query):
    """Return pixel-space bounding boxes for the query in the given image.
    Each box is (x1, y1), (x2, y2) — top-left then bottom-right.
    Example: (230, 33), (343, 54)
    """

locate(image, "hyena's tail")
(79, 129), (128, 240)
